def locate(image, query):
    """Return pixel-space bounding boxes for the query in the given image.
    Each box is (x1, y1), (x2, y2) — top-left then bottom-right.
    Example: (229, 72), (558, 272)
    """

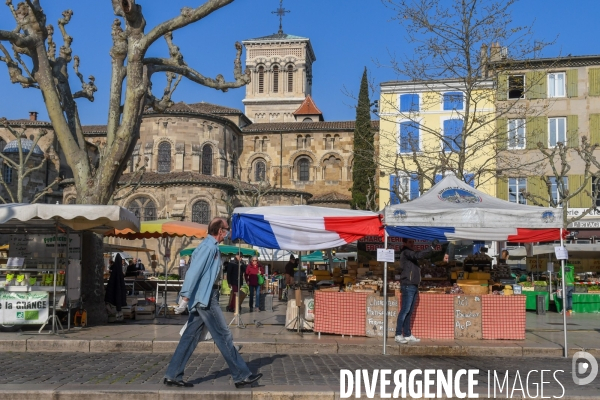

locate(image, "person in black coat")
(225, 254), (246, 312)
(105, 254), (127, 322)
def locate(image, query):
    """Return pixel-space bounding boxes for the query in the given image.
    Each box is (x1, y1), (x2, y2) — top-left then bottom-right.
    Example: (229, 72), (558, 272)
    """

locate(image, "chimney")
(490, 42), (502, 62)
(29, 111), (38, 121)
(480, 43), (489, 78)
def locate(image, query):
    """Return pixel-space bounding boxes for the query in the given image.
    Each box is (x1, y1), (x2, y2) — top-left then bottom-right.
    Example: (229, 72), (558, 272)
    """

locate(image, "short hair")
(290, 255), (295, 260)
(208, 217), (227, 236)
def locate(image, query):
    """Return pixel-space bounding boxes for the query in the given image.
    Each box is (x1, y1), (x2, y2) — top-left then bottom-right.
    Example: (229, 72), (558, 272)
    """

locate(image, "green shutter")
(567, 69), (578, 98)
(526, 116), (547, 149)
(496, 118), (507, 151)
(588, 68), (600, 96)
(528, 176), (549, 207)
(590, 114), (600, 145)
(496, 177), (508, 200)
(567, 115), (579, 147)
(526, 71), (547, 99)
(568, 175), (587, 208)
(496, 74), (508, 101)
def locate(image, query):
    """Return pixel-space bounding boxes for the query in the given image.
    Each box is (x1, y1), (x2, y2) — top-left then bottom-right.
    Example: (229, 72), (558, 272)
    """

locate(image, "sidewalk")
(1, 297), (599, 358)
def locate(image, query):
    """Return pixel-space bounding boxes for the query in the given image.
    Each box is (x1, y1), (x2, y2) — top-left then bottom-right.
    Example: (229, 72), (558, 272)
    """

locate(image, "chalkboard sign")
(365, 295), (398, 338)
(454, 295), (482, 339)
(8, 234), (81, 259)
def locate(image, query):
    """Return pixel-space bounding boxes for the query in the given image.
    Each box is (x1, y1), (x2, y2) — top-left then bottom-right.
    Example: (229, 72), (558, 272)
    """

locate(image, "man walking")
(164, 217), (262, 388)
(395, 239), (439, 344)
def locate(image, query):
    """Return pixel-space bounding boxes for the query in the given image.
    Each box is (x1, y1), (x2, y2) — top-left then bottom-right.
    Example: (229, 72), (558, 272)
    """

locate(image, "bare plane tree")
(0, 118), (60, 203)
(377, 0), (553, 203)
(0, 0), (250, 205)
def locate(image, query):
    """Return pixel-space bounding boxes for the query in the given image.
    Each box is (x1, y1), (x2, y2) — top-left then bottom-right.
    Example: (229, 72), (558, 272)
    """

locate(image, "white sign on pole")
(554, 246), (568, 260)
(377, 248), (395, 263)
(547, 261), (554, 272)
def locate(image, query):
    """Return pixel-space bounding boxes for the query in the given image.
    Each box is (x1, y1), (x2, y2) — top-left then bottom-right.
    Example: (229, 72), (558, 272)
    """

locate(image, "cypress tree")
(351, 67), (376, 210)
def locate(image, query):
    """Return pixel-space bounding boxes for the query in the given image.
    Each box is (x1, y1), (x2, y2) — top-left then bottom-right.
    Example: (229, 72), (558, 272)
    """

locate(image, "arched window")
(333, 134), (340, 149)
(202, 144), (212, 175)
(297, 135), (303, 150)
(272, 65), (279, 93)
(287, 65), (294, 92)
(325, 134), (332, 150)
(157, 142), (171, 173)
(255, 160), (266, 182)
(258, 66), (265, 94)
(232, 154), (238, 179)
(305, 135), (311, 148)
(302, 117), (313, 122)
(254, 136), (260, 152)
(298, 158), (310, 182)
(127, 197), (157, 221)
(192, 200), (211, 225)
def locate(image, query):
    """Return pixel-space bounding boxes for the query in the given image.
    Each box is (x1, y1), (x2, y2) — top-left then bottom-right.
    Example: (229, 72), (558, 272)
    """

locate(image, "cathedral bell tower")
(242, 2), (316, 123)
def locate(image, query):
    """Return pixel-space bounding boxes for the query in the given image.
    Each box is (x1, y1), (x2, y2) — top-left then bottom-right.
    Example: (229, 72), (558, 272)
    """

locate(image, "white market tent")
(384, 175), (563, 242)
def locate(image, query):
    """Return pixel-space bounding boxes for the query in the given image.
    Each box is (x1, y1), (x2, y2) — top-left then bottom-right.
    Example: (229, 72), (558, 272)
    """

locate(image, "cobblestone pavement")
(0, 352), (599, 396)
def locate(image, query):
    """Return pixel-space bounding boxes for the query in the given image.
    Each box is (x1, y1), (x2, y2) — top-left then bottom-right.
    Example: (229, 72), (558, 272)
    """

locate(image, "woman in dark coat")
(105, 254), (127, 322)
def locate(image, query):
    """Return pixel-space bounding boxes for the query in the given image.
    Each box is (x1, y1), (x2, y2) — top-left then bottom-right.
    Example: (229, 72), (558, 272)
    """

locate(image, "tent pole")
(560, 227), (567, 358)
(383, 227), (388, 355)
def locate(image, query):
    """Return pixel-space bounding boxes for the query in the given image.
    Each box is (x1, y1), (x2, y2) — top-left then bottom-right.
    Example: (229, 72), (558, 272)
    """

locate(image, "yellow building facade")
(378, 79), (497, 210)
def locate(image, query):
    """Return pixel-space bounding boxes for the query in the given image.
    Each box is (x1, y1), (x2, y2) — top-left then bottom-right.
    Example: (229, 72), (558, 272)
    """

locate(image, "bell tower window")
(287, 65), (294, 92)
(273, 65), (279, 93)
(258, 66), (265, 94)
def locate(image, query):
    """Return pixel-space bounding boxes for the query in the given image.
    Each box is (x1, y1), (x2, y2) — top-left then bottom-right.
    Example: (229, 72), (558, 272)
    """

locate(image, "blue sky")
(1, 0), (599, 124)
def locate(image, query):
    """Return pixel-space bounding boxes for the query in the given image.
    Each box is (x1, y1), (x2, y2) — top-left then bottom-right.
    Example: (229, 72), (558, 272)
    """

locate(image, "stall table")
(522, 290), (550, 311)
(314, 291), (526, 340)
(555, 293), (600, 313)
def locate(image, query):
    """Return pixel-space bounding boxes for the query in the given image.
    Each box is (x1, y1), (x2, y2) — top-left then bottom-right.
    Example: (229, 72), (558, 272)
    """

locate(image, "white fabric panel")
(263, 214), (345, 250)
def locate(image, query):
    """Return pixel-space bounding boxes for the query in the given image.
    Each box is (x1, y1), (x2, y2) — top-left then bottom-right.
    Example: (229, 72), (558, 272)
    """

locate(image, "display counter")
(313, 291), (526, 340)
(555, 293), (600, 313)
(522, 290), (550, 311)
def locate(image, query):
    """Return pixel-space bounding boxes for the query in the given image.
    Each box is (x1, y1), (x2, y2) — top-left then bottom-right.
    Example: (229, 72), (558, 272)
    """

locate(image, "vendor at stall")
(558, 263), (575, 315)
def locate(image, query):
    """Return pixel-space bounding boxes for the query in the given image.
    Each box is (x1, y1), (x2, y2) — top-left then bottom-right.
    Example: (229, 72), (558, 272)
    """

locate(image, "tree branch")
(0, 42), (37, 87)
(72, 55), (97, 101)
(31, 177), (61, 204)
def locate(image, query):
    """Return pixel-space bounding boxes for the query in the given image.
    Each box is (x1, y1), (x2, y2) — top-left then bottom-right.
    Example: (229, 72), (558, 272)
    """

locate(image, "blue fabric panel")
(400, 94), (419, 112)
(231, 213), (280, 249)
(385, 226), (454, 242)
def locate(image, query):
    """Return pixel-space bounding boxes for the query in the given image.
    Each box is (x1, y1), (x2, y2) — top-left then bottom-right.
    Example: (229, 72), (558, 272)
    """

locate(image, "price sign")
(454, 295), (482, 339)
(554, 246), (568, 260)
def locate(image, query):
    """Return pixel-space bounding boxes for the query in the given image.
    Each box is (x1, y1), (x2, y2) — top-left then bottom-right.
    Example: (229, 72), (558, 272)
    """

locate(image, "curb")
(0, 338), (597, 357)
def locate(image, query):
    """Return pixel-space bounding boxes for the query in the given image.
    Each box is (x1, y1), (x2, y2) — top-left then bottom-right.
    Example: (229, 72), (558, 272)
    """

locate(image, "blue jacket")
(180, 235), (221, 310)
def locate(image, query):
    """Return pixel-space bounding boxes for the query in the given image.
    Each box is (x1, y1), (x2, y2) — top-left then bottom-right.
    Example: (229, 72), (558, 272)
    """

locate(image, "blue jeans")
(565, 285), (574, 311)
(249, 285), (260, 310)
(165, 289), (251, 383)
(395, 284), (419, 337)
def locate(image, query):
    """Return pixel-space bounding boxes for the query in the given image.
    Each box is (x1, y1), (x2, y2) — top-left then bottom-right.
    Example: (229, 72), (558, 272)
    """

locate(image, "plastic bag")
(258, 274), (265, 285)
(179, 321), (212, 341)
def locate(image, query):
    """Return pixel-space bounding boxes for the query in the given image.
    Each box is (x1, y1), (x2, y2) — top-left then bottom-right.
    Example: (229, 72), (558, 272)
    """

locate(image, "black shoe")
(235, 373), (263, 388)
(163, 378), (193, 387)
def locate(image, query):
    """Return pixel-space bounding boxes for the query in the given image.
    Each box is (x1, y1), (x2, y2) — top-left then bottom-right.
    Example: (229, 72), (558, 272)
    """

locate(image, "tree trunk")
(80, 232), (108, 326)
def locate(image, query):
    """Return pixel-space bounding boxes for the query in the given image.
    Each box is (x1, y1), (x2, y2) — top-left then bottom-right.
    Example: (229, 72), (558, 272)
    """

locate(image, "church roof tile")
(241, 120), (379, 133)
(293, 95), (324, 120)
(308, 192), (352, 204)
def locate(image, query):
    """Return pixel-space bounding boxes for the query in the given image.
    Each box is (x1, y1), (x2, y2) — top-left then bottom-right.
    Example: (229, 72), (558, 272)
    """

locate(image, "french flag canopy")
(231, 206), (383, 251)
(384, 175), (564, 243)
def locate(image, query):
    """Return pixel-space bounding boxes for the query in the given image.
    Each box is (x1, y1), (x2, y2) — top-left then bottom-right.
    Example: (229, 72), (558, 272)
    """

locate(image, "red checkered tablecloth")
(398, 293), (455, 340)
(314, 292), (369, 336)
(482, 295), (526, 340)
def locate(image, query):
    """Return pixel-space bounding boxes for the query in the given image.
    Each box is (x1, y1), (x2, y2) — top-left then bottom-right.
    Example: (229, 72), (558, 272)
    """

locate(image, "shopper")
(104, 254), (127, 322)
(558, 262), (576, 315)
(125, 259), (138, 277)
(395, 239), (439, 344)
(226, 254), (246, 312)
(284, 255), (296, 286)
(245, 256), (264, 312)
(164, 217), (262, 388)
(135, 258), (146, 273)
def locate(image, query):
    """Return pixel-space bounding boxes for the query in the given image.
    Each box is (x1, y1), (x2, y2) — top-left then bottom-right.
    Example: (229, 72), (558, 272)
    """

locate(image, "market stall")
(0, 203), (139, 332)
(105, 219), (207, 318)
(555, 293), (600, 313)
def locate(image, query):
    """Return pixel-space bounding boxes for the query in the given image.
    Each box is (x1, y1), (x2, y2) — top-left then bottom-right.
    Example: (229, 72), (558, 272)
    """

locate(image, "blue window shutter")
(410, 173), (420, 200)
(465, 173), (475, 187)
(389, 175), (400, 205)
(443, 92), (464, 110)
(434, 174), (443, 184)
(400, 122), (419, 153)
(400, 94), (419, 112)
(443, 119), (463, 151)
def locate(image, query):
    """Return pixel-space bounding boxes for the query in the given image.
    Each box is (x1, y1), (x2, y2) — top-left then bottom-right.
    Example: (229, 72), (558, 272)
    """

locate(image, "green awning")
(301, 250), (344, 262)
(180, 244), (258, 257)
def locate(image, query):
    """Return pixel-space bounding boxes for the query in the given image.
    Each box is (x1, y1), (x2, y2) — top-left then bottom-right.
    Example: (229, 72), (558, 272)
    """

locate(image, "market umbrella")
(180, 244), (258, 257)
(105, 219), (208, 239)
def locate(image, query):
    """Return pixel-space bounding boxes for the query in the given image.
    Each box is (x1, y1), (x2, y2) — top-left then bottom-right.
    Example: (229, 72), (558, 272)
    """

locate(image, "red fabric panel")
(395, 291), (455, 339)
(482, 295), (526, 340)
(507, 228), (564, 243)
(323, 216), (383, 243)
(314, 292), (369, 336)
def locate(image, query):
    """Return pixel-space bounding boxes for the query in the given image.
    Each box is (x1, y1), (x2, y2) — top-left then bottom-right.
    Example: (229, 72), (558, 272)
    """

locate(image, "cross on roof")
(272, 0), (291, 35)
